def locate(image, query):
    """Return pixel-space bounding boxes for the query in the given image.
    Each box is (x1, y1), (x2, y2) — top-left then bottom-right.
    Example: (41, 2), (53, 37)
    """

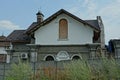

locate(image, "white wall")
(35, 14), (94, 45)
(0, 47), (7, 54)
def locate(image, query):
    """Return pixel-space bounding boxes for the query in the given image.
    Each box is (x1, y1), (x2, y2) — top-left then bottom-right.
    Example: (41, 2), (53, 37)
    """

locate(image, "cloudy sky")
(0, 0), (120, 44)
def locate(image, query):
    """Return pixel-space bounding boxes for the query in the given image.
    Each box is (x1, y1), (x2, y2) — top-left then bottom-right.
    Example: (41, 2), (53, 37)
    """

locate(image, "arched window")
(72, 56), (80, 60)
(59, 19), (68, 39)
(45, 56), (54, 61)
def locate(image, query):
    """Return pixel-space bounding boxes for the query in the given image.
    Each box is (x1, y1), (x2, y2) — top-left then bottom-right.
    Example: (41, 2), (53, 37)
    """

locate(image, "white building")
(7, 9), (105, 62)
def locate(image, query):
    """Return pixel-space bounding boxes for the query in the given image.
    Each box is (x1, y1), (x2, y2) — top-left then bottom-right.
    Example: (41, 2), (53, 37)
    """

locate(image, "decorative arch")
(55, 17), (70, 23)
(56, 51), (70, 61)
(44, 54), (55, 61)
(59, 19), (68, 39)
(71, 54), (82, 60)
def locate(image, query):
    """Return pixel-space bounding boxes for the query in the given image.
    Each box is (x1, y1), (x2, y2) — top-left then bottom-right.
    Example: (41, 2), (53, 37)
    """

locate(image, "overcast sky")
(0, 0), (120, 44)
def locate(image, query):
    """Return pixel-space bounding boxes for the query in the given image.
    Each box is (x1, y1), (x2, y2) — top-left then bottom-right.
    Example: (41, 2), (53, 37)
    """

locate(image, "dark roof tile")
(7, 30), (30, 43)
(26, 9), (100, 34)
(25, 22), (38, 34)
(0, 42), (10, 47)
(0, 35), (6, 41)
(85, 20), (100, 29)
(0, 36), (10, 47)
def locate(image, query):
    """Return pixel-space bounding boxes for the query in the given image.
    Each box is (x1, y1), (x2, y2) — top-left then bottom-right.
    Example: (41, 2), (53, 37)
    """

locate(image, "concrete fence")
(0, 58), (120, 80)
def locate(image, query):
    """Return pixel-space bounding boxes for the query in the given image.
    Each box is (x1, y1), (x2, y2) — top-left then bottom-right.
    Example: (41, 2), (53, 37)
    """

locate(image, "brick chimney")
(36, 11), (44, 23)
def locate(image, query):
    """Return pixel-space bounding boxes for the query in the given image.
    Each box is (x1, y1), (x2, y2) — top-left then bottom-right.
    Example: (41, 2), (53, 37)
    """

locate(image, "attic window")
(59, 19), (68, 40)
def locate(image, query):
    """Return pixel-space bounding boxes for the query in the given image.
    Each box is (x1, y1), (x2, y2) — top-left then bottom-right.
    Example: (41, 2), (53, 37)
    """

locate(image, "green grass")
(65, 58), (120, 80)
(5, 60), (32, 80)
(5, 58), (120, 80)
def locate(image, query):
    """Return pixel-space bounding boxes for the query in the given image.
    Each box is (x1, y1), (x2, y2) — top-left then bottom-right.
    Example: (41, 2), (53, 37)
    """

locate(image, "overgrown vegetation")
(5, 58), (120, 80)
(65, 58), (120, 80)
(65, 60), (92, 80)
(5, 61), (32, 80)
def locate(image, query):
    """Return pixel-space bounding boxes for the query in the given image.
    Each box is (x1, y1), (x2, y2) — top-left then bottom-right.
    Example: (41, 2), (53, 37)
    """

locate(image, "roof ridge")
(84, 19), (97, 21)
(26, 9), (100, 34)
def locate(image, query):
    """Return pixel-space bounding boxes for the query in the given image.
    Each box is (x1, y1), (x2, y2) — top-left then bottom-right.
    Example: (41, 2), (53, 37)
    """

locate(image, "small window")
(45, 56), (54, 61)
(72, 56), (80, 60)
(59, 19), (68, 40)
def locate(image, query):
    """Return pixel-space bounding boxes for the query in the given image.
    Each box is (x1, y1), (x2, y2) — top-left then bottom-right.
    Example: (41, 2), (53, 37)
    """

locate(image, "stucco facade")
(35, 14), (94, 45)
(5, 9), (105, 63)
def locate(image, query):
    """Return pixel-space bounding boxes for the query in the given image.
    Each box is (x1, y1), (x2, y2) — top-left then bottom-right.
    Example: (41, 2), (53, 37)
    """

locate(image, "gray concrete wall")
(9, 44), (101, 63)
(37, 45), (90, 61)
(110, 39), (120, 58)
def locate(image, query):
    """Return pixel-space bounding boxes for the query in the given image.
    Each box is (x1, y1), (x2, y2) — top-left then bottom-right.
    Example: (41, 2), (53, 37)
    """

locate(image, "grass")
(5, 60), (32, 80)
(65, 58), (120, 80)
(5, 57), (120, 80)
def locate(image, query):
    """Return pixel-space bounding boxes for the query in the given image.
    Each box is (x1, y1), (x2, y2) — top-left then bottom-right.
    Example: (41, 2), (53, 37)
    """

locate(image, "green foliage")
(65, 60), (92, 80)
(5, 58), (120, 80)
(99, 58), (120, 80)
(65, 58), (120, 80)
(5, 61), (32, 80)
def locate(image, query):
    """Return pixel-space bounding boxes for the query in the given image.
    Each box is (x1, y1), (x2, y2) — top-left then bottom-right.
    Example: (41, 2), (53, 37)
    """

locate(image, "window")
(59, 19), (68, 39)
(72, 56), (80, 60)
(45, 56), (54, 61)
(93, 31), (100, 43)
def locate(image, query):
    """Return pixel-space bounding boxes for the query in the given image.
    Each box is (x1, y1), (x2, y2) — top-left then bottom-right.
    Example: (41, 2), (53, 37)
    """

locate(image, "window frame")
(59, 19), (68, 40)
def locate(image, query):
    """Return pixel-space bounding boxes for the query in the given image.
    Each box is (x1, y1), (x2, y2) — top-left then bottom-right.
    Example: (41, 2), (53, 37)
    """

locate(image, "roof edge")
(26, 9), (100, 34)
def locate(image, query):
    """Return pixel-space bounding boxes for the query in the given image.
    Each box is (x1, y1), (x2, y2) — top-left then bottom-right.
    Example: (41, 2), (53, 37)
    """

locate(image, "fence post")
(33, 62), (36, 80)
(3, 62), (5, 80)
(3, 54), (6, 80)
(55, 61), (57, 80)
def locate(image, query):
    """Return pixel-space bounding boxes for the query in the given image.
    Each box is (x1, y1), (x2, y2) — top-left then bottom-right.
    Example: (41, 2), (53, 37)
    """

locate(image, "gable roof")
(0, 35), (6, 41)
(85, 20), (100, 29)
(0, 42), (10, 47)
(0, 35), (10, 47)
(26, 9), (100, 34)
(24, 22), (38, 34)
(7, 30), (31, 43)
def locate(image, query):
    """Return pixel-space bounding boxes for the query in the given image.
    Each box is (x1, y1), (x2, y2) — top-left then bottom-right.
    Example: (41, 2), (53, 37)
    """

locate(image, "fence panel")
(0, 59), (120, 80)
